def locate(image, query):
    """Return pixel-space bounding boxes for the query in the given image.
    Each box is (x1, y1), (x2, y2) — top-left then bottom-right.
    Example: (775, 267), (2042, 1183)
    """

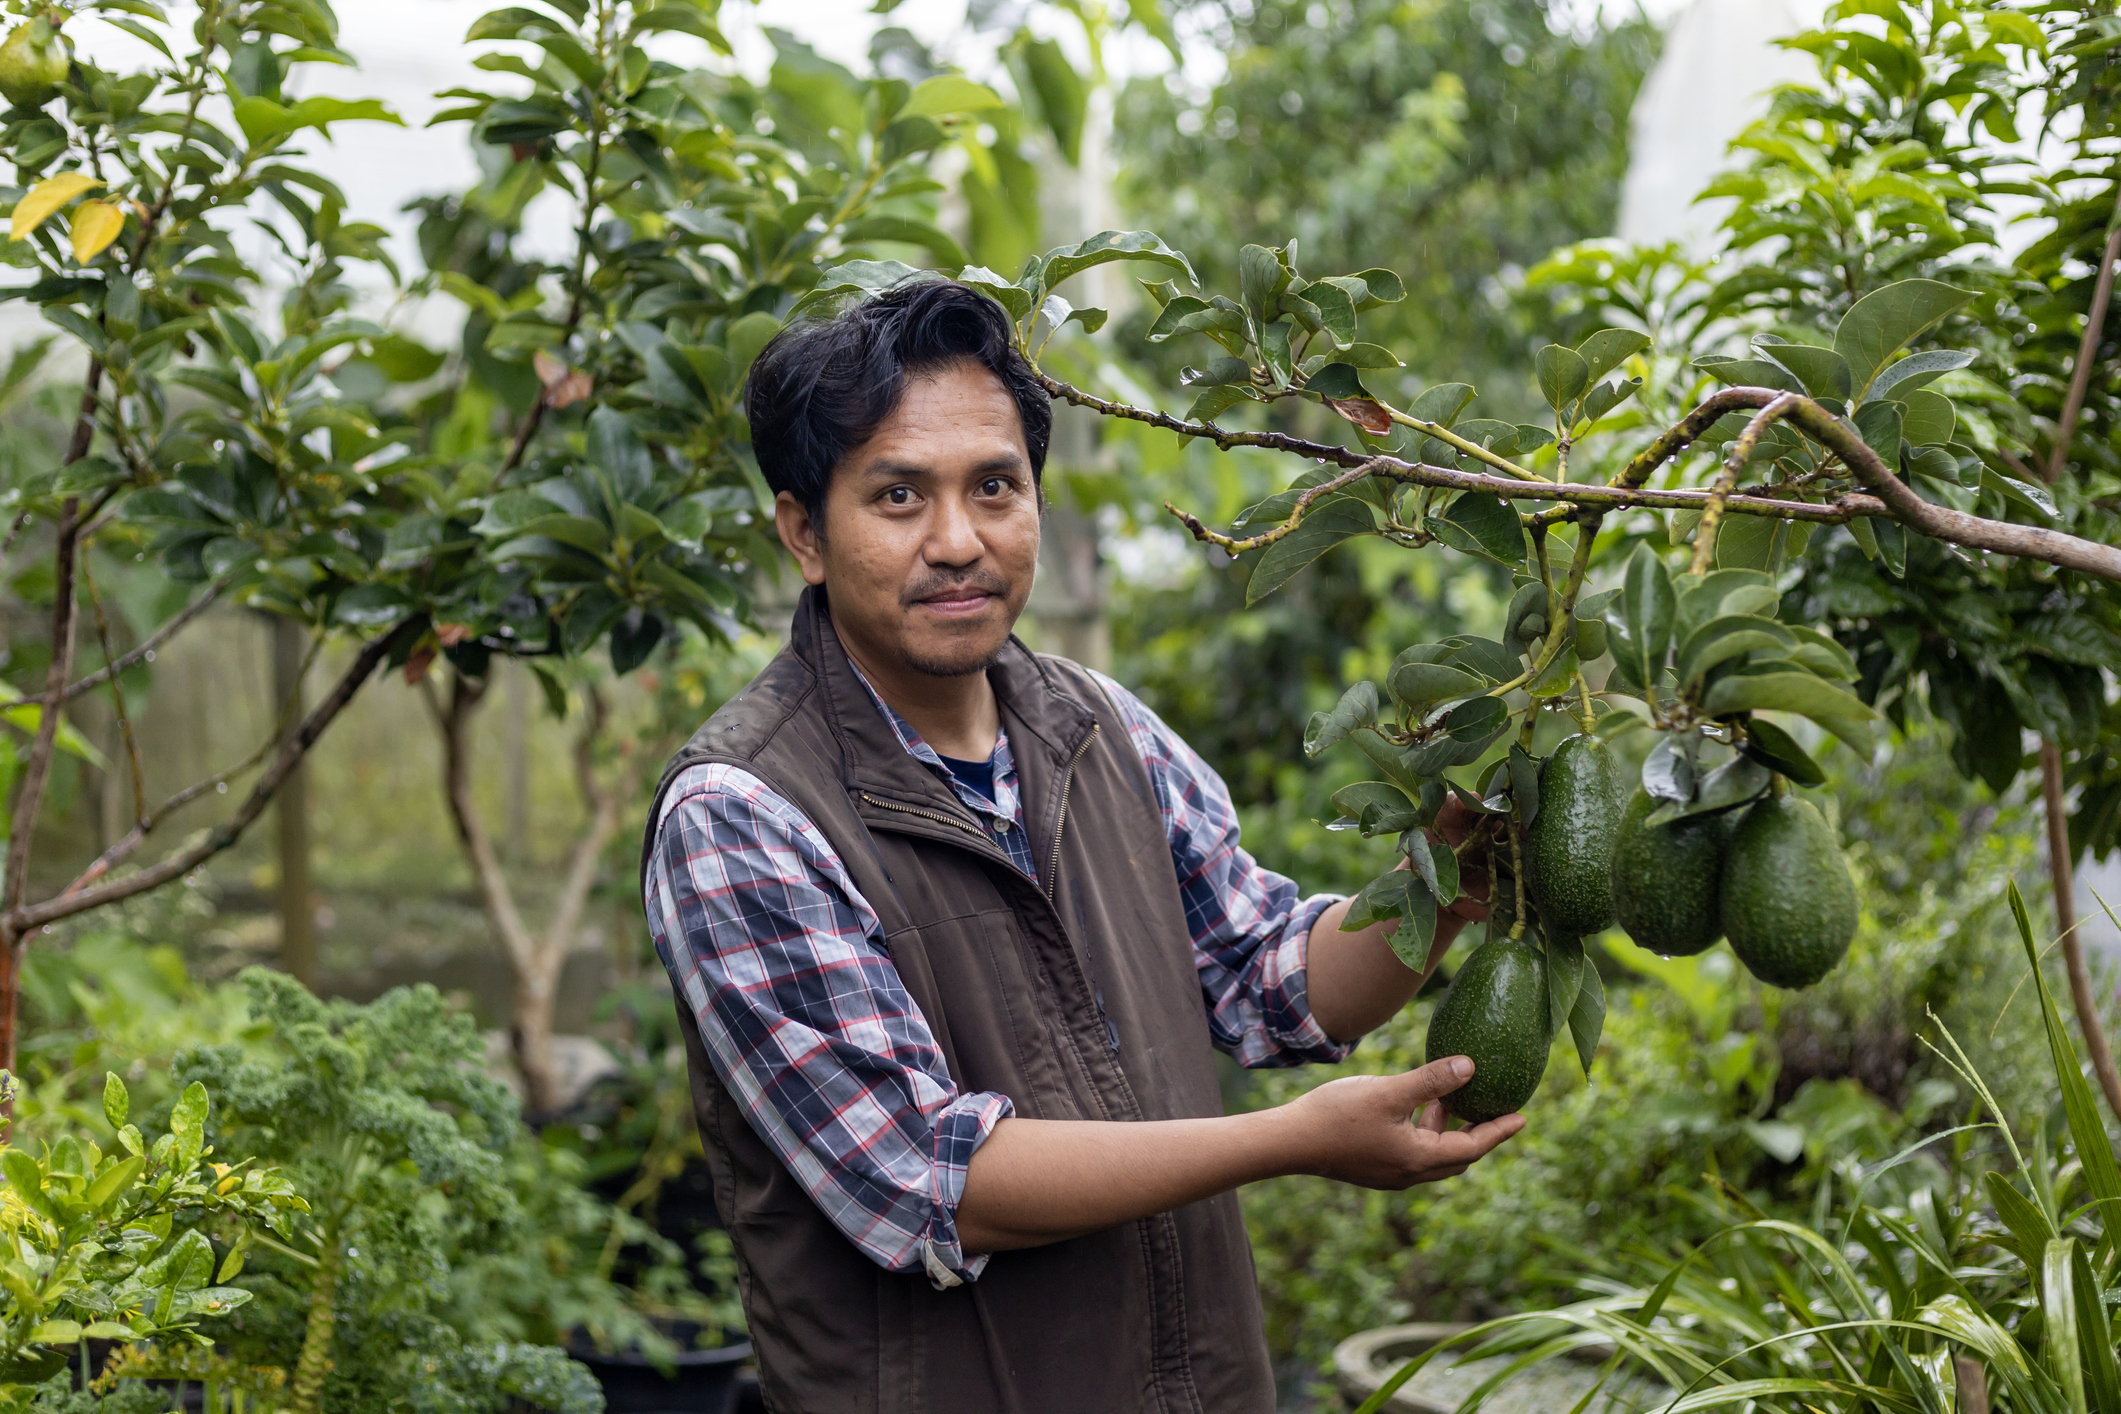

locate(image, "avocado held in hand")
(1527, 734), (1620, 937)
(1721, 793), (1857, 988)
(1424, 938), (1550, 1123)
(1610, 788), (1730, 957)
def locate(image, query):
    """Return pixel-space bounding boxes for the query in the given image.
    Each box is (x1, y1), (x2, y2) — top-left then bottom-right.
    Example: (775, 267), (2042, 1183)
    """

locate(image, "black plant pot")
(568, 1331), (753, 1414)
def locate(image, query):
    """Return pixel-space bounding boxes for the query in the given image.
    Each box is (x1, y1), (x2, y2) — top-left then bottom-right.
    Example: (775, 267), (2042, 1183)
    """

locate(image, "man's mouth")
(915, 586), (997, 618)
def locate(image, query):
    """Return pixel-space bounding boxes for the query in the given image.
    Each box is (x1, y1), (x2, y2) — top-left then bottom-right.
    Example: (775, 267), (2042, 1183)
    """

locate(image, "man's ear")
(775, 490), (827, 587)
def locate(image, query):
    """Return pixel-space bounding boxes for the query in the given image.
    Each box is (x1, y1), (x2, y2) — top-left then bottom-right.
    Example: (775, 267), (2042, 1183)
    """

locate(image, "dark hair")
(745, 279), (1053, 523)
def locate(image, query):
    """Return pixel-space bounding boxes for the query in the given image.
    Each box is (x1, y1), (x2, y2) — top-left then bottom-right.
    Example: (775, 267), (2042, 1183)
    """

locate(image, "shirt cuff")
(917, 1089), (1014, 1289)
(1264, 894), (1359, 1066)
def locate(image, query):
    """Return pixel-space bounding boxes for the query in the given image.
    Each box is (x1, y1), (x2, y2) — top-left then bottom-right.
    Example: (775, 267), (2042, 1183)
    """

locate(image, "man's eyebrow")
(856, 452), (1028, 479)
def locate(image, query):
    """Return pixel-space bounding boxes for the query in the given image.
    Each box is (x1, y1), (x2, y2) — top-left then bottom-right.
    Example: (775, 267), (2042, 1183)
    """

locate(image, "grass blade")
(2009, 879), (2121, 1257)
(2042, 1238), (2086, 1414)
(2070, 1241), (2120, 1414)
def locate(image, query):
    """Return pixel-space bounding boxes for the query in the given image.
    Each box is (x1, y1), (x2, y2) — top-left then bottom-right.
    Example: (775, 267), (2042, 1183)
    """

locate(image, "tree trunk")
(427, 671), (625, 1118)
(273, 615), (317, 991)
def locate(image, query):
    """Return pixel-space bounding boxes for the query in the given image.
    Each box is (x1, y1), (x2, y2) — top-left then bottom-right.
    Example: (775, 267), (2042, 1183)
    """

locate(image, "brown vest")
(642, 587), (1276, 1414)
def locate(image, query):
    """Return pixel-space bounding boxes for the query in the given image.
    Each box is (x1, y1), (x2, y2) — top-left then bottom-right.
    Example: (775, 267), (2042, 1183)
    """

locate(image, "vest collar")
(790, 584), (1099, 830)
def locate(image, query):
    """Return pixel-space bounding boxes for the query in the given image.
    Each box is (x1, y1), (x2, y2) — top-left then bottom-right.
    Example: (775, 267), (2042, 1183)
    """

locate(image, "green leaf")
(26, 1320), (81, 1346)
(1245, 498), (1374, 605)
(1866, 348), (1974, 403)
(1759, 342), (1852, 400)
(1854, 399), (1904, 466)
(231, 95), (403, 148)
(1405, 382), (1475, 427)
(1645, 756), (1769, 827)
(630, 4), (729, 51)
(1694, 356), (1800, 393)
(170, 1081), (209, 1165)
(1699, 673), (1878, 754)
(1900, 387), (1955, 447)
(1321, 342), (1403, 369)
(1388, 662), (1486, 710)
(1535, 345), (1590, 410)
(1738, 718), (1826, 787)
(1, 1149), (52, 1219)
(1676, 615), (1795, 688)
(1434, 492), (1525, 566)
(1306, 680), (1379, 756)
(1332, 781), (1417, 834)
(2043, 1238), (2087, 1414)
(1981, 467), (2057, 520)
(1834, 279), (1977, 399)
(1443, 694), (1509, 743)
(2073, 1243), (2121, 1414)
(1386, 875), (1438, 968)
(84, 1154), (144, 1210)
(1547, 934), (1585, 1040)
(1039, 230), (1195, 295)
(957, 265), (1034, 321)
(1567, 963), (1605, 1075)
(1619, 544), (1676, 685)
(103, 1071), (128, 1128)
(1575, 328), (1650, 385)
(898, 75), (1004, 120)
(796, 259), (925, 314)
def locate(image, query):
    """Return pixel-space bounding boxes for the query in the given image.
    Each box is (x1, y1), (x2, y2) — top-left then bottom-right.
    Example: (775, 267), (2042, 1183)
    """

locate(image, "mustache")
(902, 570), (1012, 608)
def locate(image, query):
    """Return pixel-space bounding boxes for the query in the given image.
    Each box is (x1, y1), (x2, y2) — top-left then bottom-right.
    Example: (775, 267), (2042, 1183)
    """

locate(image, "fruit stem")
(1507, 818), (1527, 941)
(1574, 673), (1596, 733)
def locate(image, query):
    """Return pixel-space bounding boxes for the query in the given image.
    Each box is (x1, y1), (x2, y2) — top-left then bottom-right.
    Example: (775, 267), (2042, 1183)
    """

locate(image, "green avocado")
(1424, 938), (1551, 1123)
(1526, 734), (1620, 937)
(1610, 788), (1730, 956)
(1720, 793), (1858, 988)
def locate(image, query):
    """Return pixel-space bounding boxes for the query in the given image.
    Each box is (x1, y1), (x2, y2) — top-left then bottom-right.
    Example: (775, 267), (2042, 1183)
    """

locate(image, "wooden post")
(272, 615), (317, 991)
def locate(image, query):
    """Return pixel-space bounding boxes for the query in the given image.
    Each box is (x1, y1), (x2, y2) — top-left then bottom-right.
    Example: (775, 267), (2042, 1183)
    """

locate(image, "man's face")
(775, 359), (1040, 680)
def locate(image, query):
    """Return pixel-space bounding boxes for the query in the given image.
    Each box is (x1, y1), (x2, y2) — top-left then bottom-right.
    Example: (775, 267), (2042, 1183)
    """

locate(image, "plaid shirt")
(645, 660), (1348, 1289)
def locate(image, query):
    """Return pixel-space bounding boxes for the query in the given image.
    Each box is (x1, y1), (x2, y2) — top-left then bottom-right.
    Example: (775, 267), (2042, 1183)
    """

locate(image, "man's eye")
(884, 486), (914, 505)
(980, 477), (1009, 497)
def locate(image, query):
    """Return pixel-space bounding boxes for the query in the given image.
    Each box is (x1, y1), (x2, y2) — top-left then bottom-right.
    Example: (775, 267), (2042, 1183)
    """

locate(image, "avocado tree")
(805, 10), (2116, 1100)
(1531, 0), (2121, 1114)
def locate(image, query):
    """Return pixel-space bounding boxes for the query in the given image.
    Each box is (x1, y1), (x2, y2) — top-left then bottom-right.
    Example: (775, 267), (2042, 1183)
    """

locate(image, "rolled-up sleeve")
(1089, 673), (1355, 1069)
(646, 764), (1012, 1286)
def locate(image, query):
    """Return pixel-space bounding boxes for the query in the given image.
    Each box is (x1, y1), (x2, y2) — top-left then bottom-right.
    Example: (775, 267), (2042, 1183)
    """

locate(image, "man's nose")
(924, 492), (984, 566)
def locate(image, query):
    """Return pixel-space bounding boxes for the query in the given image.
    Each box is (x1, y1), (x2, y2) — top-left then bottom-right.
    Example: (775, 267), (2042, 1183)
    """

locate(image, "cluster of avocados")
(1425, 733), (1858, 1123)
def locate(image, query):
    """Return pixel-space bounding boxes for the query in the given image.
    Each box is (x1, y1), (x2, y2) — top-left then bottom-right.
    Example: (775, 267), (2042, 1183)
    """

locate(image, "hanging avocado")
(1424, 938), (1551, 1123)
(1721, 793), (1858, 988)
(1610, 788), (1731, 956)
(1527, 734), (1620, 937)
(0, 17), (69, 110)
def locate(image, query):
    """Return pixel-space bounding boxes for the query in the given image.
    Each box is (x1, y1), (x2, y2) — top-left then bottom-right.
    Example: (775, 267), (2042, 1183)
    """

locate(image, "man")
(641, 279), (1523, 1413)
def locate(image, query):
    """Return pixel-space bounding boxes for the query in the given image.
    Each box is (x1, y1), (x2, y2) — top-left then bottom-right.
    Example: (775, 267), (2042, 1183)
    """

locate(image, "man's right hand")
(1275, 1055), (1525, 1189)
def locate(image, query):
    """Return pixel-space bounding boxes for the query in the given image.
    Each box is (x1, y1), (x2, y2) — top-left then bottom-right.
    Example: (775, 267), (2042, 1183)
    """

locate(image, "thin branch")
(77, 555), (147, 831)
(1161, 459), (1386, 553)
(1691, 393), (1799, 574)
(59, 576), (233, 704)
(2041, 741), (2121, 1120)
(2048, 185), (2121, 484)
(11, 620), (418, 932)
(1382, 407), (1547, 483)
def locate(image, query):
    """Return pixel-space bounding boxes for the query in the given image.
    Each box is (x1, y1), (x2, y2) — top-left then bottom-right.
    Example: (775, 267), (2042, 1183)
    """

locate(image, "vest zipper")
(1046, 724), (1099, 902)
(857, 791), (990, 842)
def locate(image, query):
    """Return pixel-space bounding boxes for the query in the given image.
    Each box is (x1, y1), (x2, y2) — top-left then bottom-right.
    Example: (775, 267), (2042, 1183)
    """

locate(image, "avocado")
(1610, 788), (1729, 956)
(1527, 734), (1620, 937)
(1424, 938), (1551, 1123)
(1720, 793), (1857, 988)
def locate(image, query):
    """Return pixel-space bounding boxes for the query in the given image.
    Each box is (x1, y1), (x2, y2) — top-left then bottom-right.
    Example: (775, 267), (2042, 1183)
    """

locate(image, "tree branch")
(425, 671), (539, 977)
(1058, 372), (2121, 583)
(2041, 741), (2121, 1119)
(58, 575), (233, 705)
(1691, 393), (1799, 574)
(2048, 185), (2121, 484)
(9, 620), (418, 932)
(4, 500), (84, 917)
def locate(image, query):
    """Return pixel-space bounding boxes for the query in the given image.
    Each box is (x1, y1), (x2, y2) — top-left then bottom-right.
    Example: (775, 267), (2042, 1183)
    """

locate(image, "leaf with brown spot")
(533, 349), (593, 408)
(1325, 397), (1391, 435)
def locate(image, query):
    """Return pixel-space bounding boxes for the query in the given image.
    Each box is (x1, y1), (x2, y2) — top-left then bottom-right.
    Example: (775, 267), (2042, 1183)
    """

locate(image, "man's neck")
(841, 638), (1002, 762)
